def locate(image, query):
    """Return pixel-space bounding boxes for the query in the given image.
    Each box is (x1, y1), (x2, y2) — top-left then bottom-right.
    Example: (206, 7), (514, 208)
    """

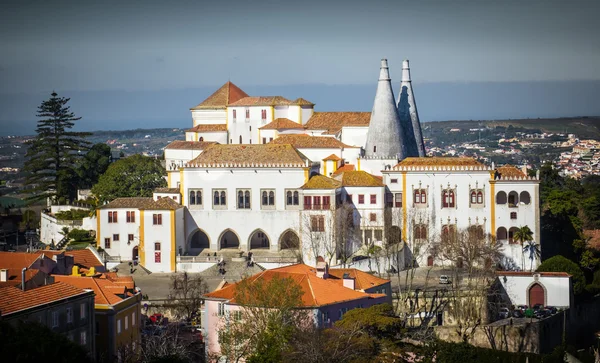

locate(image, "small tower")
(397, 59), (426, 157)
(365, 59), (406, 160)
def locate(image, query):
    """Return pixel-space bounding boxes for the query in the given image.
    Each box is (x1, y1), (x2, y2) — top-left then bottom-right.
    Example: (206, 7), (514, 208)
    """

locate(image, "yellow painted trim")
(271, 106), (275, 121)
(490, 181), (496, 237)
(298, 106), (302, 124)
(170, 210), (176, 272)
(139, 210), (145, 266)
(402, 172), (407, 242)
(304, 168), (309, 183)
(226, 108), (229, 129)
(357, 158), (361, 171)
(179, 168), (184, 205)
(96, 210), (101, 247)
(168, 172), (172, 188)
(258, 129), (262, 144)
(323, 161), (327, 176)
(333, 160), (338, 172)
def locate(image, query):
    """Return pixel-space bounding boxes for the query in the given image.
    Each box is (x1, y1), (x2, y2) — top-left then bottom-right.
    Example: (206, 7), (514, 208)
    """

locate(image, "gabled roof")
(496, 165), (526, 178)
(99, 197), (182, 210)
(320, 268), (389, 290)
(396, 157), (484, 167)
(304, 112), (371, 134)
(291, 98), (314, 106)
(203, 263), (388, 307)
(229, 96), (292, 107)
(269, 134), (356, 149)
(322, 154), (341, 161)
(0, 282), (90, 316)
(301, 175), (342, 190)
(259, 118), (304, 130)
(165, 140), (218, 150)
(54, 275), (132, 306)
(38, 249), (103, 270)
(191, 82), (249, 110)
(187, 144), (309, 168)
(331, 164), (355, 176)
(335, 170), (384, 187)
(155, 188), (181, 194)
(186, 124), (228, 133)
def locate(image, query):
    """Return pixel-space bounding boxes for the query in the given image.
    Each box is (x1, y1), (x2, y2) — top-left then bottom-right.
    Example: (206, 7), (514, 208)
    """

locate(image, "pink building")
(202, 261), (392, 357)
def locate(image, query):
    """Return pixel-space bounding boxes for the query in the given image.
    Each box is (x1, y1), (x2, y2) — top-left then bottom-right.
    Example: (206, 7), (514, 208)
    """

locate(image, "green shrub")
(537, 255), (586, 295)
(67, 228), (93, 242)
(55, 209), (90, 221)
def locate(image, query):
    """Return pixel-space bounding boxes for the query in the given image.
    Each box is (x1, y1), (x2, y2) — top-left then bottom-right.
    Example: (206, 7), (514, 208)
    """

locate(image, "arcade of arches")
(186, 228), (300, 253)
(220, 230), (240, 249)
(250, 230), (270, 249)
(280, 230), (300, 249)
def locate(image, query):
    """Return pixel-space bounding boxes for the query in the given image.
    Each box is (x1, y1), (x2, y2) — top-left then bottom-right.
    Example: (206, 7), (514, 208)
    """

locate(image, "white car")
(439, 275), (451, 284)
(498, 307), (510, 319)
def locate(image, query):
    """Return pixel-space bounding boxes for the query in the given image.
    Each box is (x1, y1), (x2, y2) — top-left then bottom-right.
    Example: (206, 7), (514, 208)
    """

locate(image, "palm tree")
(513, 226), (533, 271)
(522, 240), (541, 271)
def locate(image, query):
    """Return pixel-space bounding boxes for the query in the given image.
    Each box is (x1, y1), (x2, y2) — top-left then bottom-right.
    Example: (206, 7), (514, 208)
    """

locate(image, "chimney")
(0, 269), (7, 282)
(21, 268), (27, 291)
(342, 273), (355, 290)
(315, 256), (328, 279)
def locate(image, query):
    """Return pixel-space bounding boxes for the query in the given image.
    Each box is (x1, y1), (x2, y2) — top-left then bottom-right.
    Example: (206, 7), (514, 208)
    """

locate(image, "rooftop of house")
(259, 118), (304, 130)
(269, 134), (356, 149)
(99, 197), (183, 210)
(0, 267), (42, 288)
(331, 164), (355, 176)
(154, 188), (181, 194)
(203, 263), (388, 307)
(229, 96), (293, 107)
(186, 124), (228, 133)
(191, 81), (249, 110)
(322, 154), (341, 161)
(187, 144), (309, 167)
(395, 157), (485, 168)
(292, 98), (314, 106)
(0, 282), (91, 316)
(334, 170), (384, 187)
(304, 112), (371, 134)
(495, 165), (527, 178)
(164, 140), (218, 150)
(496, 271), (571, 278)
(54, 274), (136, 306)
(301, 174), (342, 190)
(38, 249), (103, 270)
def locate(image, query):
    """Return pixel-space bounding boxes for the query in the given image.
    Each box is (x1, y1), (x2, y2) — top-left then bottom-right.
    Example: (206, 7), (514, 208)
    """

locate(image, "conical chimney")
(397, 60), (426, 157)
(365, 59), (406, 160)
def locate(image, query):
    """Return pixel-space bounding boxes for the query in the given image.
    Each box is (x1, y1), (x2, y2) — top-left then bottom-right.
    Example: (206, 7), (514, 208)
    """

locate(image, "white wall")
(98, 208), (142, 261)
(301, 107), (314, 125)
(141, 209), (176, 273)
(498, 274), (572, 308)
(340, 126), (368, 148)
(191, 109), (227, 126)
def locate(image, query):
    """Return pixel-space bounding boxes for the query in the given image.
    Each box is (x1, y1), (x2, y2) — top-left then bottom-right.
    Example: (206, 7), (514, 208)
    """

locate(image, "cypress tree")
(23, 92), (91, 203)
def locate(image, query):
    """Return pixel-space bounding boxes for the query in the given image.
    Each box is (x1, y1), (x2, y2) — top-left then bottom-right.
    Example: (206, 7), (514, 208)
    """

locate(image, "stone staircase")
(199, 260), (264, 279)
(114, 262), (152, 277)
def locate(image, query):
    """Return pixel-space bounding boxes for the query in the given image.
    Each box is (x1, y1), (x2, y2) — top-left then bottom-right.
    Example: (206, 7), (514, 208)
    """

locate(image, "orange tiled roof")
(54, 275), (129, 306)
(291, 98), (314, 106)
(38, 249), (103, 270)
(259, 118), (304, 130)
(269, 134), (356, 149)
(326, 268), (389, 290)
(0, 282), (90, 316)
(396, 157), (484, 167)
(229, 96), (292, 107)
(331, 164), (355, 176)
(155, 188), (181, 194)
(0, 268), (42, 288)
(191, 82), (249, 110)
(165, 140), (218, 150)
(187, 144), (309, 167)
(304, 112), (371, 134)
(186, 124), (228, 133)
(301, 175), (342, 190)
(335, 170), (385, 187)
(496, 165), (526, 178)
(99, 197), (183, 210)
(204, 263), (387, 307)
(323, 154), (341, 161)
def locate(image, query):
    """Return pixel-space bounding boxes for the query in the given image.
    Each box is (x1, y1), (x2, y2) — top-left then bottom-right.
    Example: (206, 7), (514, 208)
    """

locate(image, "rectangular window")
(385, 193), (393, 207)
(394, 193), (402, 207)
(510, 212), (517, 219)
(128, 234), (134, 242)
(52, 311), (59, 328)
(108, 211), (118, 223)
(237, 189), (251, 209)
(269, 137), (273, 142)
(126, 211), (135, 223)
(80, 303), (86, 319)
(313, 196), (321, 209)
(66, 307), (73, 323)
(213, 189), (227, 209)
(155, 242), (161, 251)
(245, 108), (250, 119)
(304, 196), (312, 209)
(370, 213), (377, 222)
(286, 190), (300, 206)
(358, 195), (365, 204)
(390, 178), (398, 184)
(117, 319), (121, 334)
(261, 109), (267, 120)
(374, 229), (383, 241)
(113, 234), (119, 241)
(104, 238), (111, 249)
(218, 303), (225, 316)
(155, 252), (161, 263)
(80, 331), (87, 345)
(125, 316), (128, 330)
(232, 109), (236, 120)
(310, 215), (325, 232)
(262, 137), (267, 144)
(322, 196), (331, 209)
(152, 214), (162, 225)
(370, 194), (377, 204)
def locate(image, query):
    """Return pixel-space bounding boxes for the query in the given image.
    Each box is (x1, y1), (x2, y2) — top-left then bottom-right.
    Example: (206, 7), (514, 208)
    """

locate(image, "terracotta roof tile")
(326, 269), (389, 290)
(0, 282), (90, 316)
(229, 96), (292, 107)
(291, 98), (315, 106)
(99, 197), (182, 210)
(0, 268), (41, 288)
(186, 124), (228, 133)
(304, 112), (371, 134)
(335, 170), (384, 187)
(37, 249), (103, 270)
(396, 157), (484, 167)
(187, 144), (309, 168)
(259, 118), (304, 130)
(54, 275), (130, 306)
(301, 175), (342, 189)
(191, 82), (249, 110)
(203, 263), (388, 307)
(322, 154), (341, 161)
(155, 188), (181, 194)
(165, 140), (218, 150)
(496, 165), (526, 178)
(331, 164), (355, 176)
(269, 134), (356, 149)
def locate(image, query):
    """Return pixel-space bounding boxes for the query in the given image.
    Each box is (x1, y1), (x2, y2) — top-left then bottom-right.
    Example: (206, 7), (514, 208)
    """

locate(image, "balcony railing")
(177, 256), (220, 263)
(304, 204), (331, 210)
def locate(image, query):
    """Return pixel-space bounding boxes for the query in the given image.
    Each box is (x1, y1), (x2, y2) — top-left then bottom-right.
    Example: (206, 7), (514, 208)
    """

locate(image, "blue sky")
(1, 0), (599, 135)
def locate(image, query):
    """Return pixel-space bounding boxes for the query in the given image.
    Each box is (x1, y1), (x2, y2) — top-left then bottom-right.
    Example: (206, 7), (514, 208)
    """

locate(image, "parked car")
(439, 275), (451, 284)
(532, 304), (544, 311)
(498, 307), (510, 319)
(546, 306), (558, 315)
(512, 309), (524, 318)
(517, 305), (529, 312)
(535, 309), (551, 319)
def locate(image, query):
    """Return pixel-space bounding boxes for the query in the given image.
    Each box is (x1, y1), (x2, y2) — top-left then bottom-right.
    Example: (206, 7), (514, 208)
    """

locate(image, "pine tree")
(23, 92), (91, 203)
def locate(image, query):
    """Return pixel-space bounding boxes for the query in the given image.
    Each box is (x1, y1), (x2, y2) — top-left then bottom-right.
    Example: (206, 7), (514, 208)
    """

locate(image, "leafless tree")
(166, 272), (208, 322)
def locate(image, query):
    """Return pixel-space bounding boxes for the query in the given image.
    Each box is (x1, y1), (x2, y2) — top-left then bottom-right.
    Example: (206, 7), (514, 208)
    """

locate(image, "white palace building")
(95, 59), (540, 273)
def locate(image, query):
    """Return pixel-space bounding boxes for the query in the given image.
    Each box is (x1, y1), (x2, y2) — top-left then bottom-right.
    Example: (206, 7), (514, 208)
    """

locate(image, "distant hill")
(424, 117), (600, 140)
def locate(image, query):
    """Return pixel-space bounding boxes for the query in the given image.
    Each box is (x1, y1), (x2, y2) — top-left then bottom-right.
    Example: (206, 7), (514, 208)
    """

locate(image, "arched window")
(197, 191), (202, 205)
(520, 191), (531, 205)
(287, 191), (292, 205)
(508, 191), (519, 207)
(442, 190), (449, 208)
(213, 191), (219, 205)
(245, 191), (251, 208)
(239, 135), (243, 144)
(496, 191), (507, 204)
(470, 191), (477, 204)
(420, 190), (427, 204)
(373, 146), (377, 153)
(477, 191), (483, 204)
(269, 191), (275, 205)
(414, 189), (427, 205)
(199, 137), (204, 141)
(414, 224), (428, 240)
(293, 191), (299, 205)
(262, 191), (268, 206)
(414, 190), (421, 204)
(497, 227), (508, 240)
(449, 190), (455, 207)
(238, 191), (244, 208)
(220, 191), (226, 205)
(189, 191), (196, 205)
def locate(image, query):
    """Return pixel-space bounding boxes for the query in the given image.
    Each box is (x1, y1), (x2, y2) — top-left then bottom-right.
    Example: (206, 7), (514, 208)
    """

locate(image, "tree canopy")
(537, 255), (586, 295)
(76, 143), (111, 189)
(23, 92), (90, 202)
(91, 154), (166, 202)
